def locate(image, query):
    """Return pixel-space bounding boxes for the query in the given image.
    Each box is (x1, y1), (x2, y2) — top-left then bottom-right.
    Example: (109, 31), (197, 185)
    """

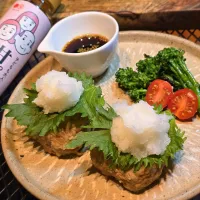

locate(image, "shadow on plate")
(94, 53), (120, 85)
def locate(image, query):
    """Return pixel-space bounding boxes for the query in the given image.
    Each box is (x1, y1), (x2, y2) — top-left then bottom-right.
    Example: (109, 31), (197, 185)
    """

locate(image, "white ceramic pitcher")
(38, 12), (119, 77)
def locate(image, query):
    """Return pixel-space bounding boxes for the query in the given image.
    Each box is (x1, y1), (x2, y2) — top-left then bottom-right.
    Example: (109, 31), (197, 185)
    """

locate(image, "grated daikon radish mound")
(111, 100), (171, 159)
(33, 70), (84, 114)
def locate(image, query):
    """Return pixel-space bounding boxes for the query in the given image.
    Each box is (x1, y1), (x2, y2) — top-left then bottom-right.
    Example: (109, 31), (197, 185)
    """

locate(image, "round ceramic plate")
(2, 31), (200, 200)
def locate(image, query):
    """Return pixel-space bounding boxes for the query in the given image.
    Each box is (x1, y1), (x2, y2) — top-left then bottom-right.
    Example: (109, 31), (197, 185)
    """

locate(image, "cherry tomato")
(168, 88), (198, 120)
(146, 79), (173, 108)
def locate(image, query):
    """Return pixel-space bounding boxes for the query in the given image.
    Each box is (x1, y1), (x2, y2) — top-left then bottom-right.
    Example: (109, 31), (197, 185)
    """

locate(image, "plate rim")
(1, 30), (200, 200)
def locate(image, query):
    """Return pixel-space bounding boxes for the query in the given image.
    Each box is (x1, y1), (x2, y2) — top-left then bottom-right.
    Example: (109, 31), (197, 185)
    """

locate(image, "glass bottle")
(0, 0), (61, 96)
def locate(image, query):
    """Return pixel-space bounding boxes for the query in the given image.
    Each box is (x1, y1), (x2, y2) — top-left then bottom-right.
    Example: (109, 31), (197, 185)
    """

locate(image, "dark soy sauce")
(62, 34), (108, 53)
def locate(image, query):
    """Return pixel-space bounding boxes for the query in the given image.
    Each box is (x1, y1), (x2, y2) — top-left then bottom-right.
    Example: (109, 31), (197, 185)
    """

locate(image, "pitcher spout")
(38, 33), (57, 55)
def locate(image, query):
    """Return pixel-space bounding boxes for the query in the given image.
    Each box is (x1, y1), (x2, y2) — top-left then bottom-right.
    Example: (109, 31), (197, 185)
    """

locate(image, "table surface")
(1, 0), (200, 17)
(1, 0), (200, 30)
(0, 0), (200, 200)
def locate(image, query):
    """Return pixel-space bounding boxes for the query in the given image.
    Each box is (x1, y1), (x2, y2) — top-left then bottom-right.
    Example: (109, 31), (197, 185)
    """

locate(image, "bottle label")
(0, 0), (51, 95)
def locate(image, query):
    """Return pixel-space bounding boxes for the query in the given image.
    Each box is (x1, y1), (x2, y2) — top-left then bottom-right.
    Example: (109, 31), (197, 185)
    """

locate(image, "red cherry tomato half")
(168, 88), (198, 120)
(146, 79), (173, 108)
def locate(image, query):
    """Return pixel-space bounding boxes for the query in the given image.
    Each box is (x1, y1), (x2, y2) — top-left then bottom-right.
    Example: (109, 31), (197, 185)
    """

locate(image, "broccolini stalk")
(156, 48), (200, 113)
(160, 74), (182, 90)
(128, 89), (147, 102)
(115, 47), (200, 112)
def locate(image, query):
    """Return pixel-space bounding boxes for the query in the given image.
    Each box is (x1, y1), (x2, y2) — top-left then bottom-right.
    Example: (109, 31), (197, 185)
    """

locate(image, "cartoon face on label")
(19, 16), (36, 31)
(0, 24), (17, 40)
(0, 19), (21, 43)
(17, 12), (39, 33)
(15, 31), (35, 55)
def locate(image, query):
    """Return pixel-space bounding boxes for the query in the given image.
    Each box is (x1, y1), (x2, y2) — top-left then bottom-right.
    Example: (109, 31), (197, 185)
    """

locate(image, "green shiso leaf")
(67, 109), (186, 172)
(2, 72), (107, 136)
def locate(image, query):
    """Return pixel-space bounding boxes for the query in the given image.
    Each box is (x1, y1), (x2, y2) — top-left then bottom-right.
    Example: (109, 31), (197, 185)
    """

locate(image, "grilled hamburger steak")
(66, 100), (185, 193)
(3, 72), (99, 158)
(91, 148), (164, 192)
(33, 116), (87, 156)
(34, 121), (82, 157)
(10, 116), (86, 157)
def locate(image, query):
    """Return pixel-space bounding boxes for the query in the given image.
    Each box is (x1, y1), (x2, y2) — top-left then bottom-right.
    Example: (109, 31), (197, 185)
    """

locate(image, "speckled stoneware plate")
(2, 31), (200, 200)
